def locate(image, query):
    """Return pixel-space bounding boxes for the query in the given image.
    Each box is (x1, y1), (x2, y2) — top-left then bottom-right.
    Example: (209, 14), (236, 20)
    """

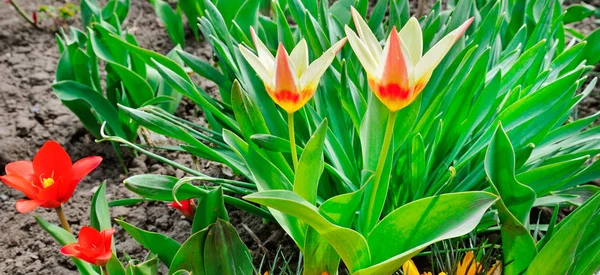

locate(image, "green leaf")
(485, 124), (537, 275)
(563, 3), (596, 24)
(169, 228), (208, 275)
(152, 0), (184, 46)
(53, 80), (127, 138)
(192, 187), (229, 233)
(203, 219), (253, 275)
(525, 193), (600, 275)
(35, 216), (98, 275)
(244, 190), (371, 272)
(125, 253), (159, 275)
(360, 192), (497, 274)
(294, 119), (327, 205)
(90, 182), (112, 231)
(116, 219), (181, 267)
(176, 50), (232, 93)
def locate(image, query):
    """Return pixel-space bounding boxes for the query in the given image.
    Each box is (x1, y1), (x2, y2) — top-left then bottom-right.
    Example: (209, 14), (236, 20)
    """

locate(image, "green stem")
(360, 111), (397, 235)
(8, 0), (39, 29)
(101, 265), (110, 275)
(55, 205), (71, 233)
(288, 112), (299, 170)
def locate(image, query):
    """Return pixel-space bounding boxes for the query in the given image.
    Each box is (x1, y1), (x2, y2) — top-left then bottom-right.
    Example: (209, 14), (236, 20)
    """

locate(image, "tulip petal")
(299, 38), (347, 94)
(290, 39), (309, 77)
(398, 17), (423, 65)
(239, 45), (274, 87)
(378, 27), (409, 88)
(71, 156), (102, 185)
(350, 6), (382, 60)
(102, 228), (115, 250)
(402, 260), (420, 275)
(272, 44), (301, 112)
(33, 140), (72, 184)
(95, 251), (113, 266)
(60, 243), (81, 257)
(1, 174), (39, 198)
(250, 27), (275, 69)
(345, 26), (379, 77)
(15, 199), (44, 213)
(5, 161), (34, 177)
(78, 226), (103, 248)
(414, 18), (473, 85)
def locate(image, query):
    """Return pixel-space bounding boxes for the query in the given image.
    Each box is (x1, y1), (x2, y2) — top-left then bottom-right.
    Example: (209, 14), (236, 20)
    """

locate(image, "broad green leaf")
(485, 124), (537, 275)
(203, 219), (253, 275)
(90, 182), (112, 231)
(169, 228), (208, 275)
(116, 219), (181, 267)
(294, 119), (327, 205)
(362, 192), (497, 274)
(152, 0), (184, 46)
(125, 253), (158, 275)
(244, 190), (371, 272)
(192, 187), (229, 233)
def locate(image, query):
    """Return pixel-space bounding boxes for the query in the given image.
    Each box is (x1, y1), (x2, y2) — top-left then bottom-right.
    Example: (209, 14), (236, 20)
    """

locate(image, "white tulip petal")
(415, 18), (473, 82)
(300, 38), (347, 90)
(351, 6), (382, 60)
(239, 45), (273, 87)
(290, 39), (309, 77)
(398, 17), (423, 65)
(345, 25), (379, 77)
(250, 27), (275, 69)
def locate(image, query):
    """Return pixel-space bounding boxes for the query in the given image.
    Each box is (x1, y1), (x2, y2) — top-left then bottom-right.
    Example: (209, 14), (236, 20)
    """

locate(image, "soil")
(0, 0), (599, 275)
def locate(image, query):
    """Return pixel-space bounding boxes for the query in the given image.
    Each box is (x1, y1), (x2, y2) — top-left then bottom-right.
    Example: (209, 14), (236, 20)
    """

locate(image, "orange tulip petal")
(60, 243), (81, 257)
(33, 140), (72, 183)
(102, 228), (115, 250)
(273, 44), (300, 112)
(5, 161), (34, 178)
(78, 226), (103, 248)
(1, 174), (39, 199)
(15, 199), (44, 213)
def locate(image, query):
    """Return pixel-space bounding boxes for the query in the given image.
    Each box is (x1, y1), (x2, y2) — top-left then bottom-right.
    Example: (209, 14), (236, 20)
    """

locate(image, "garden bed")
(1, 0), (599, 274)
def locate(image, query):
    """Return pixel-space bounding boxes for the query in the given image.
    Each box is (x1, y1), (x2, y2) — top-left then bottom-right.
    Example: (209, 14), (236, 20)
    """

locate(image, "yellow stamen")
(42, 177), (55, 188)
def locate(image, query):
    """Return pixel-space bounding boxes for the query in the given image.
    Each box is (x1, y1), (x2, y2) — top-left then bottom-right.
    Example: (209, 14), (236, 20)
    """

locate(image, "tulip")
(347, 7), (472, 235)
(61, 226), (114, 268)
(0, 140), (102, 231)
(345, 7), (473, 112)
(168, 199), (196, 219)
(239, 28), (347, 169)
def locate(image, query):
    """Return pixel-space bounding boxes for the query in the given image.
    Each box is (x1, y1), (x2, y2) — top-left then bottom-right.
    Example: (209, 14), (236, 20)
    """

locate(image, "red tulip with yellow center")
(345, 7), (473, 112)
(0, 140), (102, 214)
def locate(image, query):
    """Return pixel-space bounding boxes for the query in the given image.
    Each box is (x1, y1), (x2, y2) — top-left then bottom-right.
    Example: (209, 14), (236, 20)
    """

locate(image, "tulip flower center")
(42, 177), (55, 188)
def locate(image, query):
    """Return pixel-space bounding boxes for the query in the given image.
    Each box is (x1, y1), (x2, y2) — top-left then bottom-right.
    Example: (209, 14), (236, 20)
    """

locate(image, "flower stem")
(101, 265), (110, 275)
(288, 112), (298, 170)
(55, 205), (71, 233)
(8, 0), (39, 29)
(359, 111), (397, 235)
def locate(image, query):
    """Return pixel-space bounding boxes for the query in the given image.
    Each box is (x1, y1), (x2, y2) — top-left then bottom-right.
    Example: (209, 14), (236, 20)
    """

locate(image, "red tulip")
(60, 226), (114, 266)
(168, 199), (196, 219)
(0, 140), (102, 213)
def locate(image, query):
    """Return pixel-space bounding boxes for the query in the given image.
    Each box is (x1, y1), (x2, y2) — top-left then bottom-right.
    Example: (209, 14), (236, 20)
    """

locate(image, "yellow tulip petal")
(238, 45), (273, 87)
(299, 38), (347, 93)
(402, 260), (420, 275)
(350, 6), (382, 60)
(250, 26), (275, 69)
(399, 17), (423, 65)
(290, 39), (309, 77)
(414, 18), (473, 85)
(345, 25), (379, 77)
